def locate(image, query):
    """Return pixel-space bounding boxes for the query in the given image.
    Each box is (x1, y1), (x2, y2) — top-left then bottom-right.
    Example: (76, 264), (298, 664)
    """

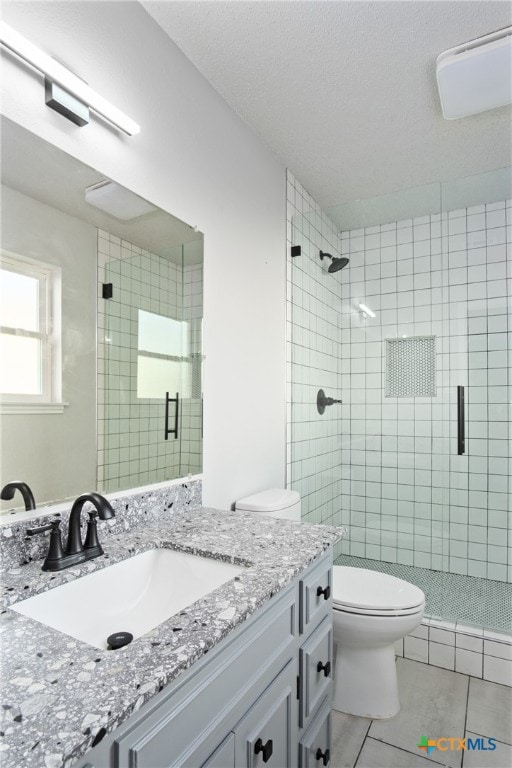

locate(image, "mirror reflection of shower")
(319, 250), (349, 273)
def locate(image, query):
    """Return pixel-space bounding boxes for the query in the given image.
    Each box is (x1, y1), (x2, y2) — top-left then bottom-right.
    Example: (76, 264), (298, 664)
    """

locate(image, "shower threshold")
(334, 554), (512, 634)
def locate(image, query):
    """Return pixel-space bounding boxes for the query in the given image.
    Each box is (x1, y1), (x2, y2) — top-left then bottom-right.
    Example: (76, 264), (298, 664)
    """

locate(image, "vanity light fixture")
(0, 21), (140, 135)
(358, 303), (376, 319)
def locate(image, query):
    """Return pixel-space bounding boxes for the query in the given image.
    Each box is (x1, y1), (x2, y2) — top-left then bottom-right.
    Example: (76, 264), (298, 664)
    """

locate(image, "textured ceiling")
(142, 0), (512, 210)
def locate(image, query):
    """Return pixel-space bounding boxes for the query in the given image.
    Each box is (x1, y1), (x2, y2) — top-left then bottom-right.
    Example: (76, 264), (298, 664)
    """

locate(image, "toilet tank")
(235, 489), (301, 521)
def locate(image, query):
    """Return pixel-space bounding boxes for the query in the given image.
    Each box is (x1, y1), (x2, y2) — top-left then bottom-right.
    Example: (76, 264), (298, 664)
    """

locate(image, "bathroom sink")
(11, 549), (245, 650)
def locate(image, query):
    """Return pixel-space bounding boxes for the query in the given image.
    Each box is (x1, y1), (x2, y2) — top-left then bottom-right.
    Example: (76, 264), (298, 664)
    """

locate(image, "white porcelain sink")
(11, 549), (245, 650)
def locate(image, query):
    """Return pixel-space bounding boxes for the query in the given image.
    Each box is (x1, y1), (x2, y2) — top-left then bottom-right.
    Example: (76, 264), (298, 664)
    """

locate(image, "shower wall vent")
(385, 336), (437, 398)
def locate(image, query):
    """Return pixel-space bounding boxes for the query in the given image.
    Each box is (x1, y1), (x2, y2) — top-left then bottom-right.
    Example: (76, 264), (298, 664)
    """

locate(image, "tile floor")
(331, 658), (512, 768)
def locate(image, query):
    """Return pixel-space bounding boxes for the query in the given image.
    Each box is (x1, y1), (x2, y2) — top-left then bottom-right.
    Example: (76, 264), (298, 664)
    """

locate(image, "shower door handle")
(165, 392), (179, 440)
(457, 386), (465, 455)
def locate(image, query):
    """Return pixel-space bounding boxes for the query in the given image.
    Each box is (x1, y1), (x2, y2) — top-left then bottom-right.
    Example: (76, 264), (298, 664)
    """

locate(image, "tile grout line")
(460, 671), (471, 768)
(351, 719), (374, 768)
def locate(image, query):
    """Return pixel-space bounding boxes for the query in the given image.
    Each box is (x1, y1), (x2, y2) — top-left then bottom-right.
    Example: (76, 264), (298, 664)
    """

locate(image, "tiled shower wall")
(97, 232), (202, 492)
(286, 171), (344, 527)
(337, 200), (511, 582)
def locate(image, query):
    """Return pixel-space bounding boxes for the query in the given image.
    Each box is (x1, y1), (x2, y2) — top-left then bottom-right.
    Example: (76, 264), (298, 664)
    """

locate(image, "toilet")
(235, 488), (425, 719)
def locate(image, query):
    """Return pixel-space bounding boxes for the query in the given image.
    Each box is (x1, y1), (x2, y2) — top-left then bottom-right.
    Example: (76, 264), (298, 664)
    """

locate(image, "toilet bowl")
(235, 489), (425, 719)
(332, 566), (424, 718)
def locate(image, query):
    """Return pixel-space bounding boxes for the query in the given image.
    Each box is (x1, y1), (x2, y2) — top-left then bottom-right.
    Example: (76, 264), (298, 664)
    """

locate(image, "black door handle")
(317, 660), (331, 677)
(457, 385), (465, 455)
(255, 738), (273, 763)
(316, 585), (331, 600)
(165, 392), (179, 440)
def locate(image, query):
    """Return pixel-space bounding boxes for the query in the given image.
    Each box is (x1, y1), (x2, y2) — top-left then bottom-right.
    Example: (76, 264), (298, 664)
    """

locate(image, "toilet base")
(332, 642), (400, 719)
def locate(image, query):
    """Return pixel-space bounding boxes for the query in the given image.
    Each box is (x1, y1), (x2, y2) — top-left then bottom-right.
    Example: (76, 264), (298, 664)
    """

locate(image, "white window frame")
(0, 250), (65, 414)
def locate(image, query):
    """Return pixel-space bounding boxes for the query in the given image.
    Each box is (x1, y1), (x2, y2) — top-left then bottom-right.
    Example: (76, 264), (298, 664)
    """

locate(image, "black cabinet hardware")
(316, 585), (331, 600)
(317, 660), (331, 677)
(254, 738), (273, 763)
(316, 747), (330, 765)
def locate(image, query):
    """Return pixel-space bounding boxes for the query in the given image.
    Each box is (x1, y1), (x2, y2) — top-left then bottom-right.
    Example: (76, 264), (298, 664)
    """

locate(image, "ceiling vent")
(436, 27), (512, 119)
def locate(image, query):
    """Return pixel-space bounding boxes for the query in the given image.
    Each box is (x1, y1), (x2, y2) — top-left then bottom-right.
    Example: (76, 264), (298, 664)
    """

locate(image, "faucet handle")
(26, 518), (65, 570)
(26, 517), (61, 536)
(83, 510), (103, 558)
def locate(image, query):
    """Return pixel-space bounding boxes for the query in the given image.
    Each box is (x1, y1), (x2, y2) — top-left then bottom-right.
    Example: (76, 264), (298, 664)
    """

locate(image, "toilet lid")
(332, 566), (425, 612)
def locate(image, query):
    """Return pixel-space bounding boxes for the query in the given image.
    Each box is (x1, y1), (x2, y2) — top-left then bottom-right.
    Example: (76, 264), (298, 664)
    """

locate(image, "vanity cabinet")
(73, 551), (333, 768)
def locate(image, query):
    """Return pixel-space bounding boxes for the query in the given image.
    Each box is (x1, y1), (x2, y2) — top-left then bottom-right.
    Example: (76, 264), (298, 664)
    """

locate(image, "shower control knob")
(317, 389), (342, 414)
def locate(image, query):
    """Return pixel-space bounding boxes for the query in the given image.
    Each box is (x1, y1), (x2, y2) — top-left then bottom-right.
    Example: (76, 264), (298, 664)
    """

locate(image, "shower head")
(319, 251), (349, 273)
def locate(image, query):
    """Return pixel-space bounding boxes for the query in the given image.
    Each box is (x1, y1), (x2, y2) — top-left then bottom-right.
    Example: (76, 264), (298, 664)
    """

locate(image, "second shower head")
(319, 251), (349, 273)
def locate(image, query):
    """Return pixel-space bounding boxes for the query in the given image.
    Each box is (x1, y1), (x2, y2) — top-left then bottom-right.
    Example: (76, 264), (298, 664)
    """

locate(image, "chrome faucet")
(26, 492), (115, 571)
(1, 481), (36, 511)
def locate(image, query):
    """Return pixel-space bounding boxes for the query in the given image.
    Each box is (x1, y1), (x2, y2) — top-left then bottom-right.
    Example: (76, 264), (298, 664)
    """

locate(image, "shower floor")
(334, 554), (512, 634)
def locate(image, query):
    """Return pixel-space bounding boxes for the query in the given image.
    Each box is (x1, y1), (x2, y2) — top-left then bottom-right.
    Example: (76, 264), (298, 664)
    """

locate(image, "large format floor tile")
(368, 658), (469, 768)
(462, 734), (512, 768)
(466, 678), (512, 745)
(331, 710), (371, 768)
(355, 738), (441, 768)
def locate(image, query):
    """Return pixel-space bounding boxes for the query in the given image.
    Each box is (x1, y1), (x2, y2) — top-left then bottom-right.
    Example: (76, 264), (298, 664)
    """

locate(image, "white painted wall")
(1, 185), (97, 507)
(0, 1), (286, 510)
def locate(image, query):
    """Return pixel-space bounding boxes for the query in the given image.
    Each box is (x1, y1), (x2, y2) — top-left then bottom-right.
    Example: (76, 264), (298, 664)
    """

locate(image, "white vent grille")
(385, 336), (437, 397)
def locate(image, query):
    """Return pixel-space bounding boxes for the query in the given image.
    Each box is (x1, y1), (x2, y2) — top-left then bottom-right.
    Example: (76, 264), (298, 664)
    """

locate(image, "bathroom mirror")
(0, 117), (203, 514)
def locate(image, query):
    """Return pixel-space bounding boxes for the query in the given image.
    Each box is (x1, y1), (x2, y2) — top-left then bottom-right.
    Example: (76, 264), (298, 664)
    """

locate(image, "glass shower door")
(437, 168), (512, 627)
(100, 240), (203, 493)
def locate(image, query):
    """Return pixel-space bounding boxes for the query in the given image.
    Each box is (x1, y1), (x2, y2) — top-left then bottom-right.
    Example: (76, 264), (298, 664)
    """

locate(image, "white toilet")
(235, 488), (425, 720)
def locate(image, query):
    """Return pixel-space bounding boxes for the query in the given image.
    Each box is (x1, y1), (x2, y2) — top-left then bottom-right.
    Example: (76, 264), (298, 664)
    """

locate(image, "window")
(0, 251), (62, 411)
(136, 310), (191, 399)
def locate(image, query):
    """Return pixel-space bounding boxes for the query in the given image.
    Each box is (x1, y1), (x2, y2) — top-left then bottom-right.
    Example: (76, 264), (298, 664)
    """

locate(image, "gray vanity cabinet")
(73, 551), (333, 768)
(298, 699), (331, 768)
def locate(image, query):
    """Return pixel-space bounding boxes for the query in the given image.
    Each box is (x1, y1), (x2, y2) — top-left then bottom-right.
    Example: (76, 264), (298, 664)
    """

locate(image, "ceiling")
(142, 0), (512, 215)
(1, 118), (203, 264)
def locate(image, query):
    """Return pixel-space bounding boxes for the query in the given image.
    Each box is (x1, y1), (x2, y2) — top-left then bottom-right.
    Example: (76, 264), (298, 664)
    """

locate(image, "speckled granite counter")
(0, 507), (343, 768)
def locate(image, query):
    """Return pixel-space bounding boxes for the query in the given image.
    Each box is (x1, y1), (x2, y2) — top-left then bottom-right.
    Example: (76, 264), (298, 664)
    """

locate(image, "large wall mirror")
(0, 117), (203, 513)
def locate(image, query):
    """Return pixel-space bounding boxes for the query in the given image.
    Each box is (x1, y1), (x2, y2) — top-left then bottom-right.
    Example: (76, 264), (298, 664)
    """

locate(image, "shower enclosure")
(97, 233), (203, 493)
(286, 167), (511, 635)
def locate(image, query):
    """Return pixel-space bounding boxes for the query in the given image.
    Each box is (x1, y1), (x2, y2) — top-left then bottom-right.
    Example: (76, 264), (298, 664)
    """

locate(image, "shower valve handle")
(317, 389), (342, 414)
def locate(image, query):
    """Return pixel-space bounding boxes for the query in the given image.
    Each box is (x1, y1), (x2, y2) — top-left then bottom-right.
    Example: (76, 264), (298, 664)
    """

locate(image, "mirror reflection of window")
(136, 309), (191, 399)
(0, 253), (61, 402)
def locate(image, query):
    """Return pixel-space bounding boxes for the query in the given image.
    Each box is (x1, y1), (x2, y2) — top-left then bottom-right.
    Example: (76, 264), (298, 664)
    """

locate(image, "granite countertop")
(0, 507), (343, 768)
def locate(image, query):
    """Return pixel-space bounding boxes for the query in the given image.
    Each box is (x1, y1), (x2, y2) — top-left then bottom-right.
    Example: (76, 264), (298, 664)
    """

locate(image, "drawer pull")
(316, 747), (330, 765)
(317, 660), (331, 677)
(255, 737), (273, 763)
(316, 585), (330, 600)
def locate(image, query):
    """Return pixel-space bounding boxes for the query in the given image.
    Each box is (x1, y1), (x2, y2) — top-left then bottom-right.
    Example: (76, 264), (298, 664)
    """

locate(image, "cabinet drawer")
(300, 556), (332, 633)
(299, 616), (332, 727)
(201, 733), (235, 767)
(299, 698), (331, 768)
(115, 586), (297, 767)
(234, 659), (298, 768)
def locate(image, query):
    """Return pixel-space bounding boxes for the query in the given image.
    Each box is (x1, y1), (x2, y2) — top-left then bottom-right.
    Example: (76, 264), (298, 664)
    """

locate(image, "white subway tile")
(483, 655), (512, 686)
(429, 641), (455, 670)
(455, 648), (483, 678)
(404, 636), (429, 663)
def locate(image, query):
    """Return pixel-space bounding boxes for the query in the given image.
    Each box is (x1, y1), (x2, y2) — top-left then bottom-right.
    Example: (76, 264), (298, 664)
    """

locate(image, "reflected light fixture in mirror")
(85, 182), (157, 220)
(0, 117), (203, 515)
(0, 21), (140, 135)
